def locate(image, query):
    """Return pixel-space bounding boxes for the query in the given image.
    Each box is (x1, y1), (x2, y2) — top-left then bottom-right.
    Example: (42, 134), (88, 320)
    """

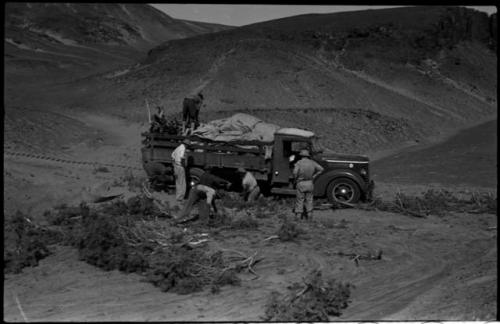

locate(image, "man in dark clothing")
(151, 106), (166, 133)
(182, 92), (204, 134)
(178, 169), (230, 222)
(143, 162), (170, 192)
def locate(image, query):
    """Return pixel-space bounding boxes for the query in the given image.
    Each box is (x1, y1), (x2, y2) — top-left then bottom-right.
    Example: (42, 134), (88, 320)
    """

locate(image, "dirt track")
(3, 114), (497, 321)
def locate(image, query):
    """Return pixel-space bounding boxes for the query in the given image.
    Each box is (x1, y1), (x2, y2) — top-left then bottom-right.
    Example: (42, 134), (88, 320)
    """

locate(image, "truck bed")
(141, 132), (273, 174)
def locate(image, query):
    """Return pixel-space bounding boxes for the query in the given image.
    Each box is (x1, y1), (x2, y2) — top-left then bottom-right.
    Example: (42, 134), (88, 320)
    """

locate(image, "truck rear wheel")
(326, 178), (360, 204)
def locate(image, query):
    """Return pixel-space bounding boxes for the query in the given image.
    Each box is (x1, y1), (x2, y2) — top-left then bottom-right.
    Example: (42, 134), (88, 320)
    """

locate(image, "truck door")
(272, 138), (310, 186)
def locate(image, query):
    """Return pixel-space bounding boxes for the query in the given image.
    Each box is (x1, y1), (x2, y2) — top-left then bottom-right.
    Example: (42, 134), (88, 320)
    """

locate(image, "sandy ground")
(3, 113), (497, 321)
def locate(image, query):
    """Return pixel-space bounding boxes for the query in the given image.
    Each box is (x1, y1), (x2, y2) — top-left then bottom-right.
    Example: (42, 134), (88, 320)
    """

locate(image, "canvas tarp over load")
(192, 113), (281, 143)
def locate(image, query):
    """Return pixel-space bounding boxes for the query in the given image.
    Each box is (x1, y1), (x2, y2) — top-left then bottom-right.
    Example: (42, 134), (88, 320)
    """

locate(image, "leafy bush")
(468, 192), (497, 214)
(99, 195), (163, 220)
(116, 171), (145, 191)
(230, 215), (259, 230)
(277, 219), (305, 241)
(73, 203), (242, 294)
(371, 190), (497, 217)
(44, 202), (89, 226)
(126, 195), (162, 218)
(145, 246), (239, 294)
(77, 211), (134, 271)
(264, 270), (353, 321)
(25, 194), (253, 294)
(4, 211), (57, 274)
(146, 247), (208, 294)
(93, 166), (110, 173)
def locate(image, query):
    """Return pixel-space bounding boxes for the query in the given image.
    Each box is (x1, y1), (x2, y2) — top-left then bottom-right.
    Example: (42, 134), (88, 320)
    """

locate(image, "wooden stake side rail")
(142, 132), (273, 146)
(143, 132), (273, 155)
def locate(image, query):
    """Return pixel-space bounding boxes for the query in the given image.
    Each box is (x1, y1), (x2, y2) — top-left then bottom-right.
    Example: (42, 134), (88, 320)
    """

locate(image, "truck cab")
(270, 129), (373, 203)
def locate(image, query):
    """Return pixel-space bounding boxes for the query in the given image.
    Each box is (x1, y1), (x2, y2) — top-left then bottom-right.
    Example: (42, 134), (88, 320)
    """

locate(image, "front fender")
(313, 169), (366, 196)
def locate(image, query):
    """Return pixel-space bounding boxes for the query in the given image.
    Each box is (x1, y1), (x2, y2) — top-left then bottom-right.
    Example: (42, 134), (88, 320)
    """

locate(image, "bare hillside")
(31, 6), (494, 156)
(4, 3), (232, 87)
(4, 6), (497, 156)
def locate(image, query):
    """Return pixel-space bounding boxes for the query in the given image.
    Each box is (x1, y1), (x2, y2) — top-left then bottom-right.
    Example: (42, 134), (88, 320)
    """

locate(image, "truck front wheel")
(326, 178), (361, 204)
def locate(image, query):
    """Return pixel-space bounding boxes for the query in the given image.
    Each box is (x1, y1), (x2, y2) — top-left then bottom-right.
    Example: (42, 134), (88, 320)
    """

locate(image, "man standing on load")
(293, 149), (324, 220)
(171, 139), (190, 202)
(182, 91), (204, 135)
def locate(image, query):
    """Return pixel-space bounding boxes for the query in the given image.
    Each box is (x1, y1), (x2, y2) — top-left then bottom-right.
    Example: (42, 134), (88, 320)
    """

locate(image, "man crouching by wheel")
(177, 168), (231, 223)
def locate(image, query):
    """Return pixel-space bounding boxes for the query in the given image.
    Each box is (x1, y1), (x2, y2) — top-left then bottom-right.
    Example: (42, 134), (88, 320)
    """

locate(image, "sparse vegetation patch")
(4, 211), (62, 274)
(264, 270), (353, 321)
(277, 218), (306, 241)
(29, 195), (262, 294)
(367, 190), (497, 217)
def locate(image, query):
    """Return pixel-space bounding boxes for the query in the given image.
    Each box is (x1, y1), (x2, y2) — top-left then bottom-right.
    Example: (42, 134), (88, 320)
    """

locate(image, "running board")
(270, 187), (295, 195)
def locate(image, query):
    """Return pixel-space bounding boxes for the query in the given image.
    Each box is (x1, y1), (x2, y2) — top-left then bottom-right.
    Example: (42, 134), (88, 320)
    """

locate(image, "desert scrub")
(145, 247), (240, 294)
(230, 214), (259, 230)
(35, 197), (250, 294)
(277, 218), (305, 241)
(114, 171), (145, 191)
(100, 194), (164, 220)
(220, 192), (248, 210)
(468, 191), (497, 214)
(74, 205), (244, 294)
(4, 211), (62, 273)
(125, 195), (164, 218)
(93, 166), (110, 173)
(77, 211), (146, 271)
(264, 270), (353, 321)
(370, 190), (497, 217)
(44, 202), (89, 226)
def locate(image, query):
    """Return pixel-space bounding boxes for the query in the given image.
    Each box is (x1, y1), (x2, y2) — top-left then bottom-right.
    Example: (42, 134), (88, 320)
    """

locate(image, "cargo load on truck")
(192, 113), (315, 145)
(192, 113), (279, 143)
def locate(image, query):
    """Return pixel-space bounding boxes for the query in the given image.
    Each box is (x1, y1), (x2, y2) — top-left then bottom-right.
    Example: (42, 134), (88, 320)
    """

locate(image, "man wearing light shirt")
(171, 139), (190, 202)
(293, 149), (324, 220)
(238, 167), (260, 202)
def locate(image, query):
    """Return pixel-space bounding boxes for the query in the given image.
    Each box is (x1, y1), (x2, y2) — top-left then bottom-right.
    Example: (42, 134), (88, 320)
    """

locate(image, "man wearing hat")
(178, 168), (231, 222)
(182, 91), (204, 135)
(171, 139), (190, 202)
(238, 167), (260, 202)
(293, 149), (324, 220)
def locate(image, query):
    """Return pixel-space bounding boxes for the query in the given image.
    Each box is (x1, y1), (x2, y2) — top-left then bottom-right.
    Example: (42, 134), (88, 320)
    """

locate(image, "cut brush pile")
(34, 194), (261, 294)
(264, 269), (353, 321)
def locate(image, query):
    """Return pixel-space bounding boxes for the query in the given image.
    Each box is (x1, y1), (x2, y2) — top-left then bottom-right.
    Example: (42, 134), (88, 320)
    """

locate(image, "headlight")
(360, 168), (367, 176)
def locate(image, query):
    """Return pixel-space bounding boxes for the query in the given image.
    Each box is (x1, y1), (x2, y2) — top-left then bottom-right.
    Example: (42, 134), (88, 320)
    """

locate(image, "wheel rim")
(332, 182), (355, 202)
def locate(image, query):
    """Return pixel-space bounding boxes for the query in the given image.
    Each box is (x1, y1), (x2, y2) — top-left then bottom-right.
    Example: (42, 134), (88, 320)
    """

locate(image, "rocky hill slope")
(4, 3), (232, 86)
(79, 6), (497, 154)
(4, 6), (497, 156)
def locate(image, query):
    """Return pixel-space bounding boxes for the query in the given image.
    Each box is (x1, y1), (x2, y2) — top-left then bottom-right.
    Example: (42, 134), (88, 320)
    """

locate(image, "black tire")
(326, 178), (361, 204)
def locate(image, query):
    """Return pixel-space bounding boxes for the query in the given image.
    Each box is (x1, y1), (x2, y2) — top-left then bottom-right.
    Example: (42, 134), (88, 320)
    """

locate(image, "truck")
(141, 128), (374, 204)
